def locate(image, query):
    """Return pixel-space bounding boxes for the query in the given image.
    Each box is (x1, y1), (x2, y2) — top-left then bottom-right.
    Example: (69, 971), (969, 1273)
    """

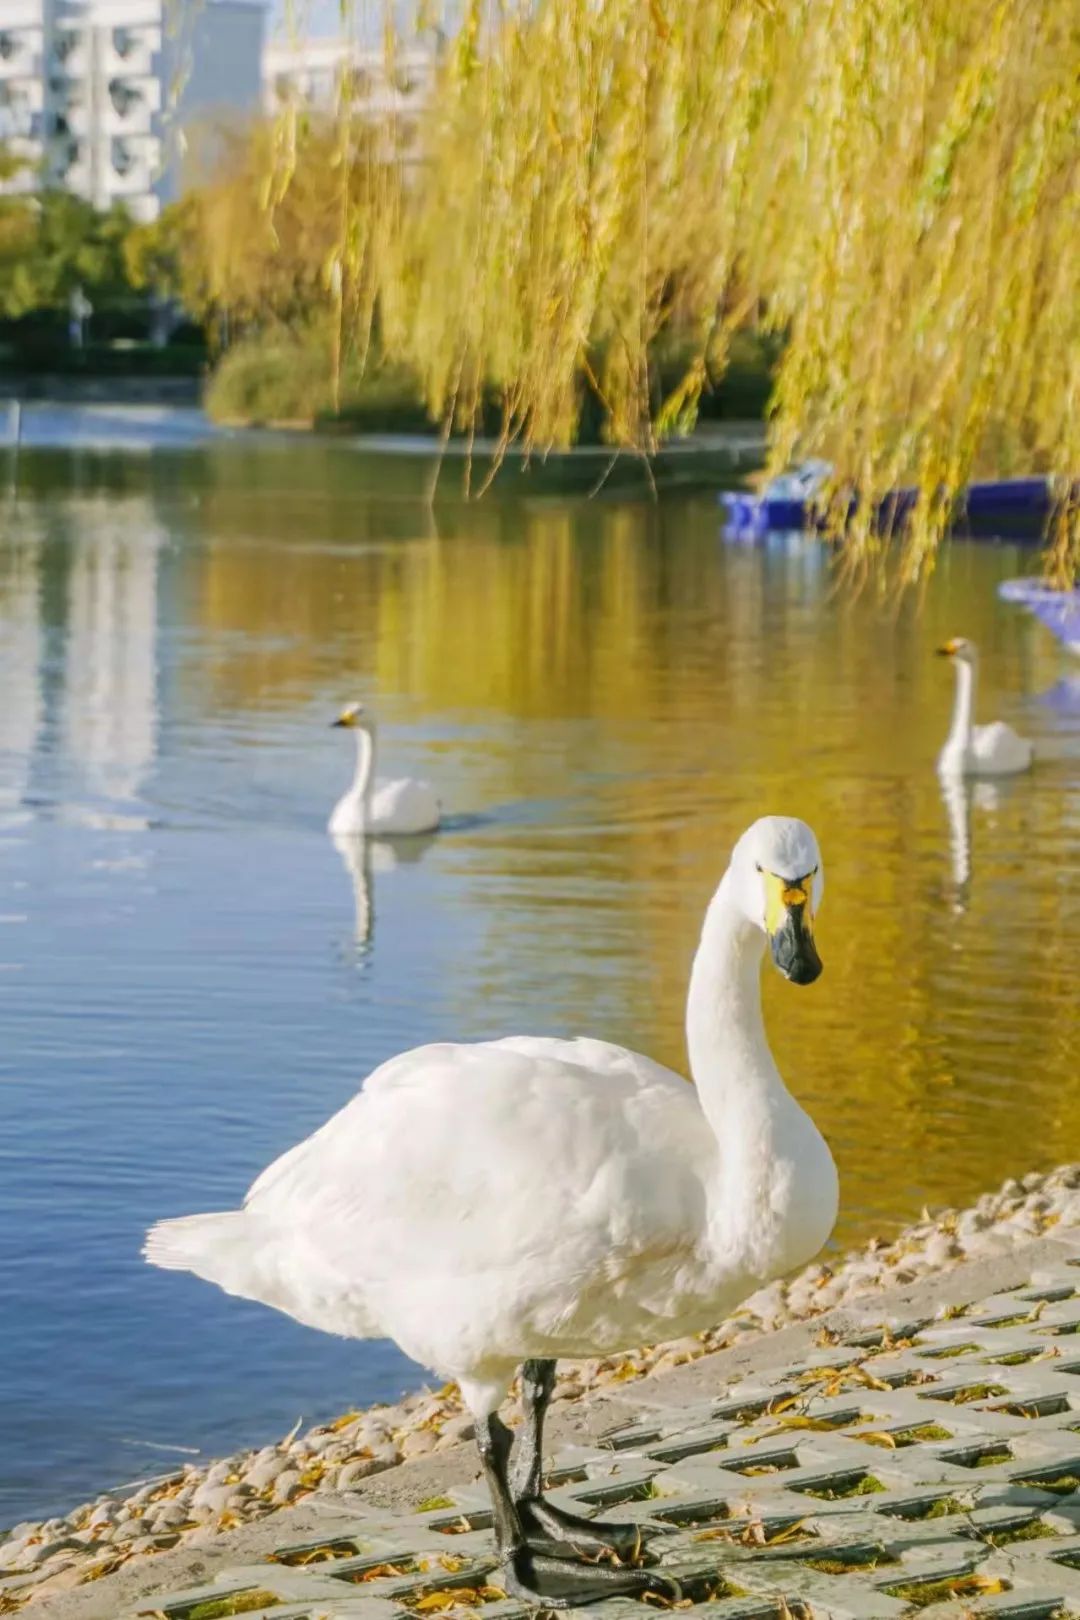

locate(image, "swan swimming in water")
(328, 702), (441, 836)
(937, 638), (1033, 777)
(145, 815), (838, 1604)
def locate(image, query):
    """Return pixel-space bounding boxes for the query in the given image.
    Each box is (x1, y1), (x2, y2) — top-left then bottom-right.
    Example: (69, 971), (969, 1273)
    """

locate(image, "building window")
(0, 32), (18, 63)
(109, 80), (140, 118)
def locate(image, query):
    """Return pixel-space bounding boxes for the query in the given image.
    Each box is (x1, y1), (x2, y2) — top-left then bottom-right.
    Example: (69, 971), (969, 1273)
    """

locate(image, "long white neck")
(351, 725), (376, 813)
(946, 659), (977, 752)
(686, 873), (785, 1158)
(687, 871), (831, 1275)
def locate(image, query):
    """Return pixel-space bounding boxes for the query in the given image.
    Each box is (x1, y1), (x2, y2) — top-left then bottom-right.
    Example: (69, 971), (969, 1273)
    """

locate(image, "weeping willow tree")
(253, 0), (1080, 582)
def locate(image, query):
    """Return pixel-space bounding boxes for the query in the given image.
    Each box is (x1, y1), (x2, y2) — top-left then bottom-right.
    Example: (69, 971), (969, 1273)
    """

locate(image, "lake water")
(1, 442), (1078, 1525)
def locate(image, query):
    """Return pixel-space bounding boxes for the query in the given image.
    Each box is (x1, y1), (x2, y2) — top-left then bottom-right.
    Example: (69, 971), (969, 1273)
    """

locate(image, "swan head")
(728, 816), (824, 986)
(331, 702), (373, 730)
(936, 636), (978, 665)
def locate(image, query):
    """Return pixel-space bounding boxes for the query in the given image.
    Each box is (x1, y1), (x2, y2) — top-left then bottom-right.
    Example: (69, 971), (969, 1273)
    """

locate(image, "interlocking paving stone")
(132, 1256), (1080, 1620)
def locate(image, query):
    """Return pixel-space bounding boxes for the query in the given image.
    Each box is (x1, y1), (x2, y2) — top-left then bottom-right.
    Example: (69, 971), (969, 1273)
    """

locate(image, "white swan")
(937, 637), (1033, 777)
(145, 815), (837, 1604)
(328, 703), (440, 837)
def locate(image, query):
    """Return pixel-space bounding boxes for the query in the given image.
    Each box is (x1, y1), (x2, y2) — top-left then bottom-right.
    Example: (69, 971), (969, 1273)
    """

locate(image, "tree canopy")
(0, 172), (133, 319)
(253, 0), (1080, 582)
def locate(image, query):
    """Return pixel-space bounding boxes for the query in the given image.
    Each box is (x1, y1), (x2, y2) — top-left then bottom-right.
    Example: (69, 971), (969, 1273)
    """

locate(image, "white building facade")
(262, 32), (434, 134)
(0, 0), (264, 222)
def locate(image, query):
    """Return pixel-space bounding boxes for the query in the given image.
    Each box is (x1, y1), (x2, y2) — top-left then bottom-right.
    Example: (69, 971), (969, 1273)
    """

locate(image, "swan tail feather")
(143, 1211), (266, 1298)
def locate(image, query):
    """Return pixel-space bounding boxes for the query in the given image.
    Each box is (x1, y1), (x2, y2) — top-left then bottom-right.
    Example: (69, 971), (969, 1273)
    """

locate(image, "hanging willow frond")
(190, 0), (1080, 582)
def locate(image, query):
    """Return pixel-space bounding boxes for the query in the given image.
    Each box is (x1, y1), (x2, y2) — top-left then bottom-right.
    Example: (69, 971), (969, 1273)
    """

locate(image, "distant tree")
(0, 142), (28, 184)
(123, 203), (187, 302)
(0, 185), (133, 319)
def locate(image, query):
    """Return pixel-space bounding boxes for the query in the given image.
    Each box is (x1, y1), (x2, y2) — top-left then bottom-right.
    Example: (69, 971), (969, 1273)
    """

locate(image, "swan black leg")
(478, 1409), (673, 1608)
(512, 1358), (649, 1562)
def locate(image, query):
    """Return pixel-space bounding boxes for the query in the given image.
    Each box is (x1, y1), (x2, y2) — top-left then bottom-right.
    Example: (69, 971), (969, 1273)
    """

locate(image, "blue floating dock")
(998, 576), (1080, 655)
(721, 474), (1058, 542)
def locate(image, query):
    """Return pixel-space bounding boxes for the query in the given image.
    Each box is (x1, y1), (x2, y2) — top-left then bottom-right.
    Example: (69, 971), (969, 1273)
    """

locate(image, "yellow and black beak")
(763, 870), (822, 985)
(332, 712), (357, 729)
(936, 639), (960, 658)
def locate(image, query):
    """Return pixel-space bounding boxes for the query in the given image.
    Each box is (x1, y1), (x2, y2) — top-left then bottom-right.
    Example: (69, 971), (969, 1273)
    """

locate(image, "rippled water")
(1, 443), (1077, 1523)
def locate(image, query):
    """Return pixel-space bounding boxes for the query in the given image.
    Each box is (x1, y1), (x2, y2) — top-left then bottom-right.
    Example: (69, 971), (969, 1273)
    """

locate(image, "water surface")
(1, 444), (1077, 1522)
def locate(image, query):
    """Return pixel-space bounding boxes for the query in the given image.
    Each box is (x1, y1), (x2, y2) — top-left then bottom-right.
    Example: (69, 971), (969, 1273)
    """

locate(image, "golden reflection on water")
(5, 457), (1080, 1246)
(177, 469), (1079, 1243)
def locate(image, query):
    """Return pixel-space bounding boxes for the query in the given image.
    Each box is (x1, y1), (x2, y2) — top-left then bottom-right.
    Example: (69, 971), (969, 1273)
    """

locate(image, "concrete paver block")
(129, 1256), (1080, 1620)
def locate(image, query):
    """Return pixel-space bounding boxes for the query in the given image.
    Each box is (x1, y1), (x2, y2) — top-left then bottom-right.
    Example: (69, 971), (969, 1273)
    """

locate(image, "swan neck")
(947, 658), (976, 750)
(686, 877), (779, 1143)
(352, 725), (376, 812)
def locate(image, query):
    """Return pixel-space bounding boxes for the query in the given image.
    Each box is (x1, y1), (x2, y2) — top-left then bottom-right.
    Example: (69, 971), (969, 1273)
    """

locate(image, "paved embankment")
(24, 1219), (1080, 1620)
(4, 1168), (1080, 1617)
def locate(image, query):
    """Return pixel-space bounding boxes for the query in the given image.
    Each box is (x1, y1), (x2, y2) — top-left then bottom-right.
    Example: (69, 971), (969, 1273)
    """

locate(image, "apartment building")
(0, 0), (264, 221)
(262, 30), (435, 133)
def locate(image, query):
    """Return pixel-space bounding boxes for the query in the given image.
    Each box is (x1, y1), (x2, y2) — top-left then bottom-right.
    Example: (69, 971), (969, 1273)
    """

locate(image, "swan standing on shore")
(328, 702), (440, 836)
(145, 815), (837, 1605)
(937, 637), (1033, 777)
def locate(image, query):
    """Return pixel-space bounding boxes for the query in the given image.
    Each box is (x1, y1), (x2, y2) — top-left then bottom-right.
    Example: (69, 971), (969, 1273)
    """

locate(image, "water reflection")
(61, 507), (161, 809)
(938, 770), (972, 907)
(330, 831), (442, 947)
(331, 833), (374, 945)
(937, 772), (1012, 914)
(0, 532), (42, 829)
(0, 492), (163, 828)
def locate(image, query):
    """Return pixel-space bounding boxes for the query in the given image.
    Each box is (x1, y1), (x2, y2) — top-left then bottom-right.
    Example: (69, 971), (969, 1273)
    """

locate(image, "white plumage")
(146, 815), (837, 1601)
(937, 637), (1033, 777)
(328, 702), (441, 836)
(146, 815), (835, 1408)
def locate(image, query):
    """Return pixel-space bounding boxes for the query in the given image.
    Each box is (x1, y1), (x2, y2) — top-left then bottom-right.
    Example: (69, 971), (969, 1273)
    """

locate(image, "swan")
(145, 815), (838, 1605)
(328, 703), (440, 837)
(936, 637), (1033, 777)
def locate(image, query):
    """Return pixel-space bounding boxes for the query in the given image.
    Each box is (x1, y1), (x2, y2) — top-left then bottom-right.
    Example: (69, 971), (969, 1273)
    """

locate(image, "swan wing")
(971, 721), (1033, 772)
(370, 776), (440, 834)
(244, 1040), (710, 1299)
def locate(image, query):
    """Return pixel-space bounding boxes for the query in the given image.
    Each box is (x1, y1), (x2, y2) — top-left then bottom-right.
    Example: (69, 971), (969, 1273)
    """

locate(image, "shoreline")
(3, 1163), (1079, 1609)
(0, 400), (765, 480)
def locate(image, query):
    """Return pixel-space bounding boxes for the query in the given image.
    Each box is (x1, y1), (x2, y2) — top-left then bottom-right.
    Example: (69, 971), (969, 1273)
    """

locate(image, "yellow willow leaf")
(759, 1416), (846, 1435)
(764, 1393), (801, 1414)
(766, 1519), (810, 1545)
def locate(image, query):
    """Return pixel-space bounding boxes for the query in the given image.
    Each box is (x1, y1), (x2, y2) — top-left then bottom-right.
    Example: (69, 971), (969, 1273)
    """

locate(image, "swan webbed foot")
(517, 1497), (649, 1562)
(502, 1546), (677, 1608)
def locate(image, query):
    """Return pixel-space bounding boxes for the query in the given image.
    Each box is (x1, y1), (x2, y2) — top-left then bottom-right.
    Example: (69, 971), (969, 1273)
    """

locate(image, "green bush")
(206, 321), (779, 435)
(206, 324), (434, 429)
